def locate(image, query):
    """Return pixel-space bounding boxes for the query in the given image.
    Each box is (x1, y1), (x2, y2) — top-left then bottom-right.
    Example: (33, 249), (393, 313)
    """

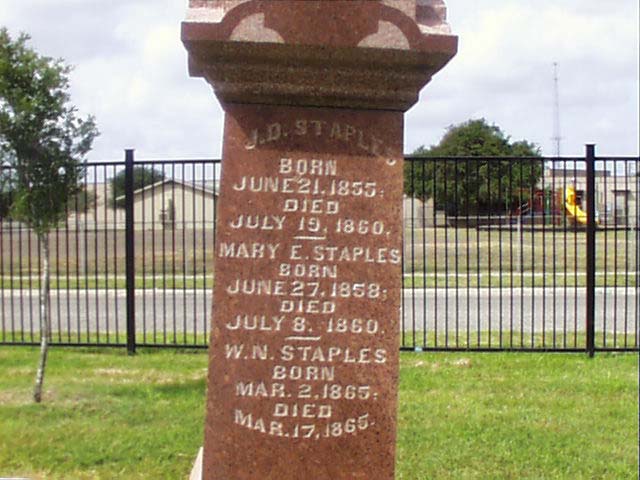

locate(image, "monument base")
(189, 447), (203, 480)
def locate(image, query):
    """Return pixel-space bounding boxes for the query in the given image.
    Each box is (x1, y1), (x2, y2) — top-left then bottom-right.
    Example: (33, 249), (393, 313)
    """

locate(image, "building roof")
(546, 168), (610, 178)
(115, 178), (219, 202)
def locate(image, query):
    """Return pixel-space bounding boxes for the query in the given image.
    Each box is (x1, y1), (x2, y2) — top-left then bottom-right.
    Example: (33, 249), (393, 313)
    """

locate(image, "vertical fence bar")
(454, 161), (460, 347)
(420, 160), (428, 348)
(50, 190), (61, 343)
(93, 167), (100, 344)
(410, 160), (416, 348)
(508, 159), (514, 348)
(585, 145), (596, 357)
(208, 162), (217, 345)
(200, 164), (206, 341)
(498, 161), (503, 348)
(530, 162), (536, 348)
(636, 159), (639, 348)
(27, 213), (34, 342)
(518, 161), (524, 347)
(561, 159), (568, 348)
(541, 164), (547, 348)
(443, 160), (449, 347)
(465, 158), (471, 348)
(103, 165), (111, 344)
(191, 163), (196, 345)
(433, 160), (439, 348)
(18, 210), (24, 343)
(181, 163), (187, 345)
(64, 189), (71, 343)
(0, 194), (5, 343)
(475, 160), (480, 347)
(125, 149), (136, 354)
(161, 165), (167, 344)
(623, 160), (629, 348)
(486, 160), (492, 348)
(0, 177), (9, 343)
(74, 184), (81, 343)
(151, 165), (157, 342)
(141, 165), (147, 345)
(169, 166), (174, 340)
(171, 164), (177, 344)
(602, 160), (608, 348)
(613, 161), (619, 348)
(83, 168), (90, 343)
(9, 189), (16, 343)
(573, 161), (580, 348)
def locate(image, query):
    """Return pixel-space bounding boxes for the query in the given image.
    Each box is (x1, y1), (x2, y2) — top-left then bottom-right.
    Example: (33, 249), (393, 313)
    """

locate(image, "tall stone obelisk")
(182, 1), (457, 478)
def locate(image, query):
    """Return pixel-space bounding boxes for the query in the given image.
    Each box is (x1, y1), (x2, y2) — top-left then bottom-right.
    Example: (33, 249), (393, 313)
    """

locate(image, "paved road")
(2, 288), (637, 340)
(401, 287), (639, 334)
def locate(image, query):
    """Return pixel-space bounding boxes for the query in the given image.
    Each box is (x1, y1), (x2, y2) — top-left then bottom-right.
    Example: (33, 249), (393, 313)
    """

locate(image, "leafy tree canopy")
(404, 119), (543, 215)
(109, 166), (165, 209)
(414, 118), (540, 157)
(0, 28), (98, 235)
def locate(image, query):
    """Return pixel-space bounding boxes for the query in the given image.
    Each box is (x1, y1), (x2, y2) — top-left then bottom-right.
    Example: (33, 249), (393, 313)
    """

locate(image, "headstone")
(182, 1), (456, 478)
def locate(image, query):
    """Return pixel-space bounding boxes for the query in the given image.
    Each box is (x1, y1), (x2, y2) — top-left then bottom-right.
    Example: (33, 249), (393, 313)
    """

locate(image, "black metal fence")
(1, 147), (638, 354)
(403, 147), (638, 354)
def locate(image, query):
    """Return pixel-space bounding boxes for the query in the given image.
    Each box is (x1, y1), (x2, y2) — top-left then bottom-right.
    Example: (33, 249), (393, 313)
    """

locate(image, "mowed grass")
(0, 348), (637, 479)
(0, 348), (207, 479)
(397, 353), (638, 479)
(403, 228), (638, 288)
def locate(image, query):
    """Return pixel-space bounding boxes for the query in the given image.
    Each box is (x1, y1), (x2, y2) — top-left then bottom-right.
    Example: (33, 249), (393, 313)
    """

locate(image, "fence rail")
(1, 147), (638, 354)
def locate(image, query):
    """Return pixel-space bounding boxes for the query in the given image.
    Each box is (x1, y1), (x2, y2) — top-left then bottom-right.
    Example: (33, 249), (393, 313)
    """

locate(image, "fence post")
(585, 144), (596, 357)
(125, 149), (136, 355)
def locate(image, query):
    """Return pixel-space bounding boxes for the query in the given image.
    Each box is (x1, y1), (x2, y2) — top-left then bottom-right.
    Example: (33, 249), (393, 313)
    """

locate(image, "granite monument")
(182, 1), (457, 478)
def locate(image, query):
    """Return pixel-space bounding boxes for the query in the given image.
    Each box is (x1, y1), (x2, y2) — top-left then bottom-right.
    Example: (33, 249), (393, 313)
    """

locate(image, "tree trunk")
(33, 233), (50, 403)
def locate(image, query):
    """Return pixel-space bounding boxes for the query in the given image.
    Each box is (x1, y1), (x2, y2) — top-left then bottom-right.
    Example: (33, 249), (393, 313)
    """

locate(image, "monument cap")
(182, 0), (458, 111)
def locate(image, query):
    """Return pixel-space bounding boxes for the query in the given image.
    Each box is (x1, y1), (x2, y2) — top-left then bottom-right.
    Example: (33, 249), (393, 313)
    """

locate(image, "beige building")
(545, 167), (638, 226)
(67, 179), (218, 231)
(403, 196), (447, 228)
(118, 179), (218, 230)
(67, 182), (124, 229)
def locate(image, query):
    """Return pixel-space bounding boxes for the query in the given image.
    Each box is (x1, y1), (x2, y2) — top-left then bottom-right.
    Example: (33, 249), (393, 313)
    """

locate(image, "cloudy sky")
(1, 0), (638, 161)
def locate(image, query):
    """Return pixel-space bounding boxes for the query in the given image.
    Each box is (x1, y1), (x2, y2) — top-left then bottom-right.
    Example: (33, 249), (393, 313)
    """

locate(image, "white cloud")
(406, 0), (639, 156)
(2, 0), (638, 160)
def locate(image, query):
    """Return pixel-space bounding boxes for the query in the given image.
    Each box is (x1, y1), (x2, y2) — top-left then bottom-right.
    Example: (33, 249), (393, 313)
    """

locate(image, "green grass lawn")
(0, 348), (637, 479)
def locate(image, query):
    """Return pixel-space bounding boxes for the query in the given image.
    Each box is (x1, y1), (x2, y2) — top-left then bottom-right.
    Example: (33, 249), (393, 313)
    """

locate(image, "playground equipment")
(564, 186), (588, 224)
(514, 187), (595, 226)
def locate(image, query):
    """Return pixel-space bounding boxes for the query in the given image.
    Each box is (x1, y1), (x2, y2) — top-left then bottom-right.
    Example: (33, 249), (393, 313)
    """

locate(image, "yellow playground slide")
(565, 186), (588, 224)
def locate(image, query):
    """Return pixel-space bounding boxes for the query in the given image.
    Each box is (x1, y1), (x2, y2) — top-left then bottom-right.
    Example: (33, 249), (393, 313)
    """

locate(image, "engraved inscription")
(217, 119), (400, 442)
(245, 120), (394, 159)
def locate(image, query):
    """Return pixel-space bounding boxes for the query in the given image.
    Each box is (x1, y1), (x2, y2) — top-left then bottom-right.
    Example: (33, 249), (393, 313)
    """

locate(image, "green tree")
(109, 166), (165, 208)
(0, 171), (93, 218)
(0, 29), (99, 402)
(404, 119), (543, 215)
